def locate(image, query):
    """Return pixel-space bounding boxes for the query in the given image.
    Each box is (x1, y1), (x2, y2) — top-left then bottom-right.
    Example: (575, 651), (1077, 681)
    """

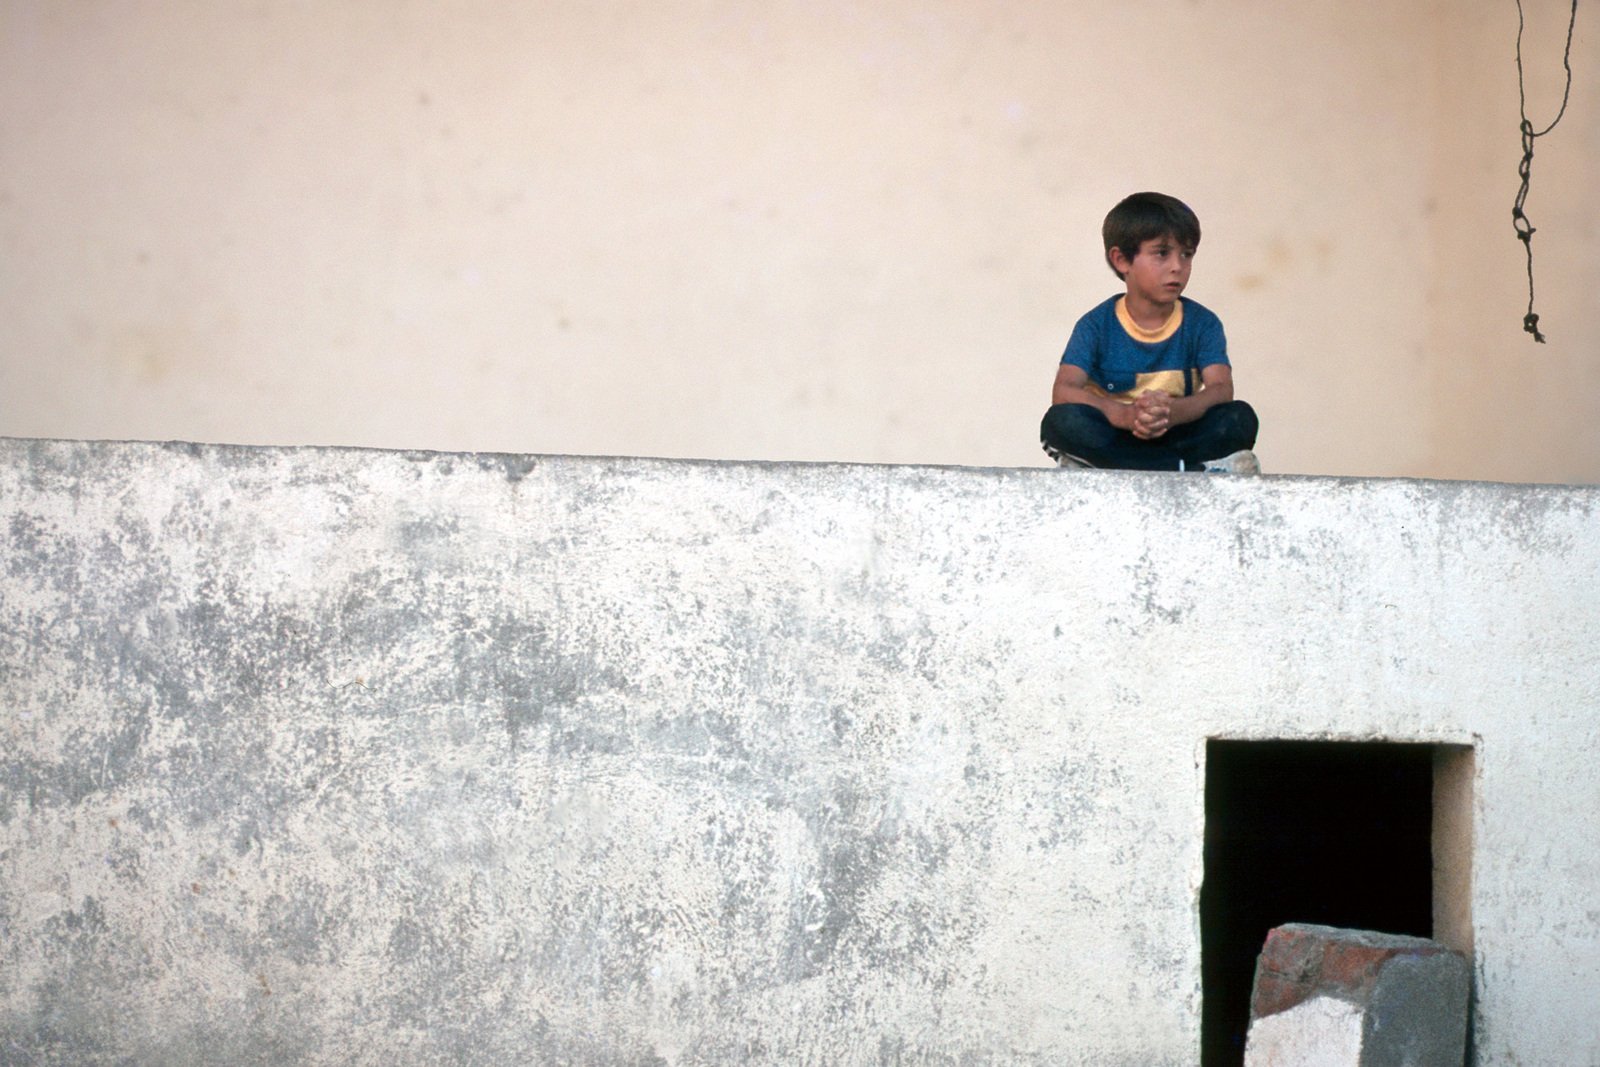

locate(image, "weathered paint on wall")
(2, 438), (1597, 1064)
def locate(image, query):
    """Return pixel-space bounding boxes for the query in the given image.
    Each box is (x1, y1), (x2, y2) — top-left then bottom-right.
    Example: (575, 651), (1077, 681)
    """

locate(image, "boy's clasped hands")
(1127, 391), (1171, 440)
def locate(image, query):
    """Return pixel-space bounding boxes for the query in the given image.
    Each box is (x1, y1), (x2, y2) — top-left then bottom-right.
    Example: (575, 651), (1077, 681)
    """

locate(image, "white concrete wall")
(2, 438), (1597, 1064)
(2, 3), (1596, 483)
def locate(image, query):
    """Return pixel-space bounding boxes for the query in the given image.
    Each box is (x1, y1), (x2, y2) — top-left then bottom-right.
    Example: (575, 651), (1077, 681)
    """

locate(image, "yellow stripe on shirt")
(1085, 369), (1193, 404)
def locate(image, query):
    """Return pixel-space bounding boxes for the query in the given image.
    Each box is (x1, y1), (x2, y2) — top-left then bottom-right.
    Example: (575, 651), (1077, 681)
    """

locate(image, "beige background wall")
(1, 1), (1595, 482)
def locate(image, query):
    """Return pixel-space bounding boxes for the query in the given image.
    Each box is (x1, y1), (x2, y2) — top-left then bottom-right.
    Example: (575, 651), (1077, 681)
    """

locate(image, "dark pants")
(1040, 400), (1258, 471)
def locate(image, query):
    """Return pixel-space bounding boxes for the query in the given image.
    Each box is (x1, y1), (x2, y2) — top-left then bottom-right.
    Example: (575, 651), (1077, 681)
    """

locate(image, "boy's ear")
(1107, 246), (1133, 277)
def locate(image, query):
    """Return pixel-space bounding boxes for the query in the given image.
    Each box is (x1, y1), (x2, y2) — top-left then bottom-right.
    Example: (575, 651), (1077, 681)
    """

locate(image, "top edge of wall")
(2, 434), (1596, 494)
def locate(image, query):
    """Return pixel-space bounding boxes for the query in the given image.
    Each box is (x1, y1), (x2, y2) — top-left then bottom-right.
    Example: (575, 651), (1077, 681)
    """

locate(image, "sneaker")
(1200, 450), (1261, 475)
(1042, 442), (1093, 469)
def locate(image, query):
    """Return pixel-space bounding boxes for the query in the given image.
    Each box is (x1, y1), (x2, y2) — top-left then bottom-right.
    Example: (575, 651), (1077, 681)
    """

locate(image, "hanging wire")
(1512, 0), (1579, 343)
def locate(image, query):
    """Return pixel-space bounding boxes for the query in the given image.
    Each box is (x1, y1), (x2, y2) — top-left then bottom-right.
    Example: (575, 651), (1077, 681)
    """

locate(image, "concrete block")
(1244, 923), (1469, 1067)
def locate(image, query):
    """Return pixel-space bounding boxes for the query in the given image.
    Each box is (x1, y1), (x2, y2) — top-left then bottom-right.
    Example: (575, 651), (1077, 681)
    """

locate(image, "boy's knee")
(1042, 403), (1113, 447)
(1214, 400), (1259, 446)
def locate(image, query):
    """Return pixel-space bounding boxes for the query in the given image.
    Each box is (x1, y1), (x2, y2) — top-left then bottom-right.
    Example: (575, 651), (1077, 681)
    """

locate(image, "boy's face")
(1113, 232), (1195, 307)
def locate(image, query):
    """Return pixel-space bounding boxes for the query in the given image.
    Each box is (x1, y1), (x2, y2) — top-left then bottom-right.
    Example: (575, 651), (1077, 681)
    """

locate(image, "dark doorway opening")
(1200, 740), (1452, 1066)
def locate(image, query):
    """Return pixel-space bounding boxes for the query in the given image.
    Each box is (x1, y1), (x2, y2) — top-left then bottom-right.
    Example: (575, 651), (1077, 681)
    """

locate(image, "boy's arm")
(1053, 364), (1133, 428)
(1163, 363), (1234, 427)
(1051, 364), (1165, 438)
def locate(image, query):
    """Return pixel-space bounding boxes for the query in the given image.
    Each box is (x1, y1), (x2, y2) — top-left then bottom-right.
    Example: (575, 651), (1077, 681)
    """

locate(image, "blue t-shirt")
(1060, 295), (1228, 401)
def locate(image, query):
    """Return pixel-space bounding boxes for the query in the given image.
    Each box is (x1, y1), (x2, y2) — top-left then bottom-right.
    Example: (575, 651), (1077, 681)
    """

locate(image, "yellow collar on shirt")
(1115, 296), (1183, 343)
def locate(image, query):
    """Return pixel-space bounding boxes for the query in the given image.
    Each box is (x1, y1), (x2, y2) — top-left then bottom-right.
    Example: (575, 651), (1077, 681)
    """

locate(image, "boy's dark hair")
(1102, 192), (1201, 279)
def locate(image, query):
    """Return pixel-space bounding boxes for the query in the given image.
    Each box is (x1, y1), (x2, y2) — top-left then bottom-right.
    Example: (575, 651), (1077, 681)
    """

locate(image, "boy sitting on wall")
(1040, 192), (1260, 472)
